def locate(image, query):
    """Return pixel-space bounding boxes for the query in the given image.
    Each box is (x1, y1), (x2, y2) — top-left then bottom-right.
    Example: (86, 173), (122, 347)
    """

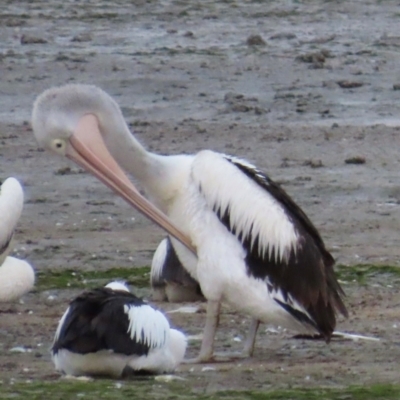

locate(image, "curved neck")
(99, 114), (193, 212)
(101, 122), (170, 204)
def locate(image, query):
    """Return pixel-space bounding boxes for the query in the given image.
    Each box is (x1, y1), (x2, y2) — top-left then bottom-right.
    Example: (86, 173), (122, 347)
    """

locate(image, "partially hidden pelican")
(52, 281), (187, 377)
(0, 177), (35, 302)
(151, 237), (204, 302)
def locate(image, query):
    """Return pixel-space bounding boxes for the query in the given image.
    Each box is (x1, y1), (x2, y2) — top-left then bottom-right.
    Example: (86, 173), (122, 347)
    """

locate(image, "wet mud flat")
(1, 0), (400, 398)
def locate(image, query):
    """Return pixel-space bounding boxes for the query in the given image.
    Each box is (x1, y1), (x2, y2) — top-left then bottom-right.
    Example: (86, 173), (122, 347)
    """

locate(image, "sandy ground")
(1, 0), (400, 393)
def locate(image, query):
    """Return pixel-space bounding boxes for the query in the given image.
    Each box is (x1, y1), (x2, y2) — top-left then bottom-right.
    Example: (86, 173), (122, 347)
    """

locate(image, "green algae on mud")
(35, 266), (150, 291)
(2, 380), (399, 400)
(336, 264), (400, 285)
(35, 264), (400, 291)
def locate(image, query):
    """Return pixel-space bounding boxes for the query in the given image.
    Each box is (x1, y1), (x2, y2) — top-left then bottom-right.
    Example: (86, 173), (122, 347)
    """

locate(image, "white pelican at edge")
(0, 177), (35, 302)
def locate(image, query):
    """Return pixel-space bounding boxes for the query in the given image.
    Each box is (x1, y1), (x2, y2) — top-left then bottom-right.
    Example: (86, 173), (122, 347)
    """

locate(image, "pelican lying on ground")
(151, 237), (204, 302)
(32, 84), (347, 363)
(0, 178), (35, 302)
(51, 281), (187, 377)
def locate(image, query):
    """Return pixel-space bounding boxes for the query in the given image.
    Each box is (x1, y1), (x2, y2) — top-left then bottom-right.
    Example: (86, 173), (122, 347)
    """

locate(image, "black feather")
(153, 237), (202, 293)
(0, 233), (13, 256)
(52, 288), (155, 356)
(212, 156), (348, 340)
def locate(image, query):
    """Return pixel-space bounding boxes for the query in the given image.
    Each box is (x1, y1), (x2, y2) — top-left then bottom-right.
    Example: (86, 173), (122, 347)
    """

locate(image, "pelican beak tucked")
(66, 114), (196, 255)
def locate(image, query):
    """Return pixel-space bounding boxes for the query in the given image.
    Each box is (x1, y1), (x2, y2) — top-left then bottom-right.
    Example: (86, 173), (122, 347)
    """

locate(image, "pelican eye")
(51, 139), (66, 154)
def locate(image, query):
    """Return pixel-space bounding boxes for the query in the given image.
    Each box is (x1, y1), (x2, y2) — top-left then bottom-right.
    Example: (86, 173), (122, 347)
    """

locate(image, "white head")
(150, 237), (168, 285)
(0, 178), (24, 225)
(31, 84), (195, 252)
(32, 84), (127, 157)
(0, 177), (23, 197)
(105, 281), (130, 292)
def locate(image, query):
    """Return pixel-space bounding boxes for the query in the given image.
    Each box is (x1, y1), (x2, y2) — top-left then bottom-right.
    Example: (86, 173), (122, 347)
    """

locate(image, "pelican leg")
(240, 318), (260, 357)
(184, 300), (221, 363)
(212, 318), (260, 361)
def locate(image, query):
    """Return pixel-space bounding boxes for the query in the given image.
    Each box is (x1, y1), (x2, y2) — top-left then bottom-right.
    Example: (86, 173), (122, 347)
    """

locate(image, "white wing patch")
(266, 276), (314, 325)
(105, 281), (130, 292)
(191, 151), (298, 263)
(54, 307), (70, 342)
(150, 238), (168, 284)
(124, 304), (170, 349)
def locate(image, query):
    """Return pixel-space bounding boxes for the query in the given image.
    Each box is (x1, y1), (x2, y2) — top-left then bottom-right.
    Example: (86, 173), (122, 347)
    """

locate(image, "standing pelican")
(0, 178), (35, 302)
(52, 281), (187, 377)
(32, 84), (347, 362)
(151, 237), (204, 302)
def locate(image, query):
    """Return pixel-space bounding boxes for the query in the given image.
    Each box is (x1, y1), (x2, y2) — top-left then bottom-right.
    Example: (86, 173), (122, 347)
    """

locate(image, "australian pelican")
(0, 177), (35, 302)
(32, 84), (347, 362)
(51, 281), (187, 377)
(151, 237), (204, 302)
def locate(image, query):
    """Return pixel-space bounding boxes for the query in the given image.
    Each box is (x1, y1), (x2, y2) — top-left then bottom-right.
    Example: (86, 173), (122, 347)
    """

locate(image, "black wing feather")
(52, 288), (152, 356)
(157, 237), (202, 293)
(216, 157), (347, 339)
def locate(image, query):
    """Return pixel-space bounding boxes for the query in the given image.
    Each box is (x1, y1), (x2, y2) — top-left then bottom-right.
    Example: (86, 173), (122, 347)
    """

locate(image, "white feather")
(150, 238), (168, 284)
(128, 329), (187, 372)
(191, 151), (298, 264)
(0, 257), (35, 302)
(270, 286), (314, 323)
(0, 178), (24, 263)
(161, 158), (311, 330)
(53, 349), (132, 378)
(53, 328), (187, 377)
(105, 281), (129, 292)
(124, 304), (170, 348)
(332, 331), (380, 342)
(54, 307), (70, 341)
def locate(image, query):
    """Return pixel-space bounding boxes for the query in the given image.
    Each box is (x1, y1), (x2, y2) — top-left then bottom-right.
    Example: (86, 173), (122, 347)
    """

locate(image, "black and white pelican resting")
(32, 84), (348, 363)
(151, 237), (204, 302)
(51, 281), (187, 377)
(0, 177), (35, 302)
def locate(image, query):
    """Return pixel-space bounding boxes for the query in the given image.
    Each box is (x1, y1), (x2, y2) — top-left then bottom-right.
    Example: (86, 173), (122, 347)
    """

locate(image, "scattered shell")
(201, 366), (216, 372)
(332, 331), (380, 342)
(187, 333), (203, 341)
(155, 375), (186, 382)
(265, 327), (280, 334)
(167, 306), (200, 314)
(10, 346), (27, 353)
(62, 375), (93, 382)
